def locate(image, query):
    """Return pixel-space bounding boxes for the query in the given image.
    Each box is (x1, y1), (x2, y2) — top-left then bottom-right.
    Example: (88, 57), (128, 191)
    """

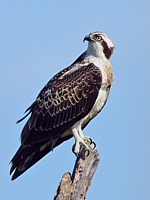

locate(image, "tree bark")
(54, 147), (100, 200)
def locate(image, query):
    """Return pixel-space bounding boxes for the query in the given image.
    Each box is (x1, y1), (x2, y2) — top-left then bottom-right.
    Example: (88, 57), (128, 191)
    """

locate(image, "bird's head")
(84, 31), (115, 59)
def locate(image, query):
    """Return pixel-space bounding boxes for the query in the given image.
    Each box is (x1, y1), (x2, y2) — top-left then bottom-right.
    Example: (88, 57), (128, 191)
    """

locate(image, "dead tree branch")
(54, 147), (100, 200)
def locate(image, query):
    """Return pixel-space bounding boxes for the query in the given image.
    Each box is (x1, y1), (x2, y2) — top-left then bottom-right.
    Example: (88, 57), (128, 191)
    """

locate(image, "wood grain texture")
(54, 147), (100, 200)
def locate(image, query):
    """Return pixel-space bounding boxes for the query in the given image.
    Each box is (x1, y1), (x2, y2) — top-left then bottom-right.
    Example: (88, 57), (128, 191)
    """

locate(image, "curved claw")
(72, 143), (78, 156)
(84, 137), (96, 150)
(90, 141), (96, 150)
(72, 143), (81, 157)
(88, 137), (93, 144)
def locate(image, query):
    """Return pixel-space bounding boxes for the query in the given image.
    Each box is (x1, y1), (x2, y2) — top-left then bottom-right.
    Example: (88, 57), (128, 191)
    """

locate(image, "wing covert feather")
(21, 63), (102, 144)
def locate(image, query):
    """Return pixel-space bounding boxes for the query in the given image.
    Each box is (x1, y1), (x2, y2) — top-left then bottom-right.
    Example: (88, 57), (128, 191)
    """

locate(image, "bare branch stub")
(54, 172), (72, 200)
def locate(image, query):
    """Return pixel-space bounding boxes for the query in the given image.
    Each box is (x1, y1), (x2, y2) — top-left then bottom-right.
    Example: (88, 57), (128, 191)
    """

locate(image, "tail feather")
(10, 135), (72, 180)
(10, 139), (57, 180)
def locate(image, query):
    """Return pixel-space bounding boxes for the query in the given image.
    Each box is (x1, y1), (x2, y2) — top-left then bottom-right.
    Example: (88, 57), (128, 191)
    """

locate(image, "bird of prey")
(10, 31), (115, 180)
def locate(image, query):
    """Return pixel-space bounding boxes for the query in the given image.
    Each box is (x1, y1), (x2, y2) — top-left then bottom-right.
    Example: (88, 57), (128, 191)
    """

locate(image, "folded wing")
(10, 63), (102, 180)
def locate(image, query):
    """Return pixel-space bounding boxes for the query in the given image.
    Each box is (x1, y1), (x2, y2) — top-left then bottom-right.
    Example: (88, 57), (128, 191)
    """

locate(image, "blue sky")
(0, 0), (150, 199)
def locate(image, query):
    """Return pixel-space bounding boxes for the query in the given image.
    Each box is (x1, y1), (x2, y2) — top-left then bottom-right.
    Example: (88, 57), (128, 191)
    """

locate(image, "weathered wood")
(54, 147), (100, 200)
(54, 172), (72, 200)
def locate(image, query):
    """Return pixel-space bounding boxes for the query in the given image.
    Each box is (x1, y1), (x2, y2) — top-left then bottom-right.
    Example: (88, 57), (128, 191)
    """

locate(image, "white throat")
(84, 42), (110, 67)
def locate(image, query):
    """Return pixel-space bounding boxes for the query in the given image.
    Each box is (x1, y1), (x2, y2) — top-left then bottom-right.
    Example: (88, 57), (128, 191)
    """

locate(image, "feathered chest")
(101, 63), (113, 87)
(81, 60), (113, 125)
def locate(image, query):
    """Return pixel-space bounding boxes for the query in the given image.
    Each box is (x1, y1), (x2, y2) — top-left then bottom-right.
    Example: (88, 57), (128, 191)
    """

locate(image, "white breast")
(89, 86), (109, 118)
(79, 85), (109, 129)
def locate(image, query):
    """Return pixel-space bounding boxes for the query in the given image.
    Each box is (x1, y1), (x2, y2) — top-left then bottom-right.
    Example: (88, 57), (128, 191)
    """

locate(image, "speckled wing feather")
(10, 62), (102, 180)
(21, 63), (102, 144)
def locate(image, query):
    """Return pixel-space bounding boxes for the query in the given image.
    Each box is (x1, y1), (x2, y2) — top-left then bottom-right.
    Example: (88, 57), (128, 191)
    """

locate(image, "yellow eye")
(95, 35), (102, 41)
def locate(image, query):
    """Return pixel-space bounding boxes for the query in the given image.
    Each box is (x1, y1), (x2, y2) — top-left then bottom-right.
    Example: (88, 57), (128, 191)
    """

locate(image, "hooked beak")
(83, 34), (93, 42)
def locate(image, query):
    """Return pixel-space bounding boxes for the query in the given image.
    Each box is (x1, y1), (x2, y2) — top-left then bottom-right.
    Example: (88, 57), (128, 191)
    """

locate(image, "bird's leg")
(72, 127), (96, 156)
(72, 128), (89, 156)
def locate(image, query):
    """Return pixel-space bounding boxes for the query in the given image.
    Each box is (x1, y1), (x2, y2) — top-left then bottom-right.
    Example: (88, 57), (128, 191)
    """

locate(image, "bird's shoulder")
(37, 57), (102, 101)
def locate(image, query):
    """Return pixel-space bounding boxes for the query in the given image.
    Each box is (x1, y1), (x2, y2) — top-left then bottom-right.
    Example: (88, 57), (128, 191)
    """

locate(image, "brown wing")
(21, 63), (102, 144)
(10, 63), (102, 180)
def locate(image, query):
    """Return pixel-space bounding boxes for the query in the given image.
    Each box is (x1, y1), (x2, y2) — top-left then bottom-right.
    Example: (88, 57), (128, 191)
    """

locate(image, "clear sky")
(0, 0), (150, 199)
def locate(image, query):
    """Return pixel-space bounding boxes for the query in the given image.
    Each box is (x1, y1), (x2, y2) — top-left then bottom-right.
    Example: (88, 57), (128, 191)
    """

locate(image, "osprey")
(10, 31), (115, 180)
